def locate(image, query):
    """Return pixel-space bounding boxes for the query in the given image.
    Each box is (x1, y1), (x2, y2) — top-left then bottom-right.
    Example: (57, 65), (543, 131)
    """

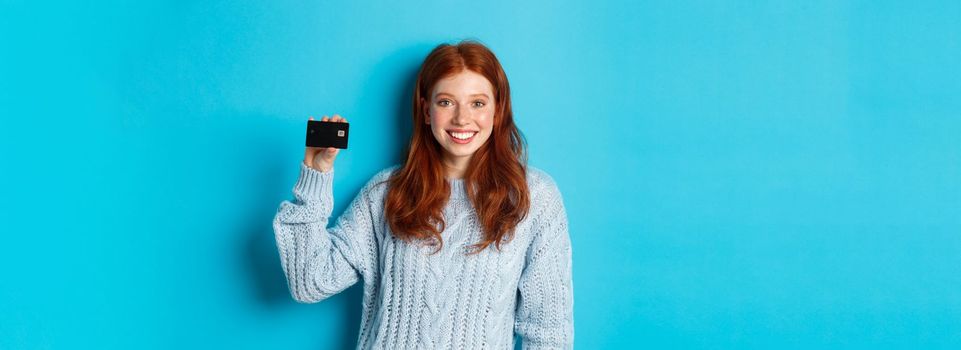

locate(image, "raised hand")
(304, 114), (347, 173)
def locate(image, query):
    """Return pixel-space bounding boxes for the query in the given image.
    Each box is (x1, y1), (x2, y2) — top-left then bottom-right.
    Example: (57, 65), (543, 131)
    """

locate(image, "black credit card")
(305, 120), (349, 149)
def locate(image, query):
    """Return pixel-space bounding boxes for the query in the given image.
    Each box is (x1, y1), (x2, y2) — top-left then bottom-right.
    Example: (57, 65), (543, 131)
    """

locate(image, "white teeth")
(450, 131), (476, 140)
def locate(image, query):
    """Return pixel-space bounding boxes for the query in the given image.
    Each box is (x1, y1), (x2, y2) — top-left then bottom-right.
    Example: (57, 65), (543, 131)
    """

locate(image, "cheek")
(479, 116), (495, 139)
(480, 113), (495, 130)
(429, 107), (451, 123)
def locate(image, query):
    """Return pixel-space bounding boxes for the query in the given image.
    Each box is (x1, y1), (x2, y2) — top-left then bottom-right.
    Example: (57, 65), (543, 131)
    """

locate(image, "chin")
(447, 150), (477, 158)
(443, 144), (479, 156)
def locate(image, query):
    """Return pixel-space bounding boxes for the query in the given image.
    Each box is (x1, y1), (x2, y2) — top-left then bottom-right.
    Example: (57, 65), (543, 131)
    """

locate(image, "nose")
(452, 105), (469, 125)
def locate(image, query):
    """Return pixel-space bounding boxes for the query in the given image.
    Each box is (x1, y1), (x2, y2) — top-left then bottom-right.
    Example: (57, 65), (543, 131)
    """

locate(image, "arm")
(514, 181), (575, 349)
(272, 162), (378, 303)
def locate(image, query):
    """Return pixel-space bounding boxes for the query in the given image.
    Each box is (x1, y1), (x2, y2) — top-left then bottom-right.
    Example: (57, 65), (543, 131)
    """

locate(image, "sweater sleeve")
(272, 161), (379, 303)
(514, 178), (575, 349)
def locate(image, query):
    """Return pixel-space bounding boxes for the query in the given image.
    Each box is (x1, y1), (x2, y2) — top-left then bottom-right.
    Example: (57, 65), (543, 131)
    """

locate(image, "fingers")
(309, 114), (347, 123)
(303, 114), (344, 171)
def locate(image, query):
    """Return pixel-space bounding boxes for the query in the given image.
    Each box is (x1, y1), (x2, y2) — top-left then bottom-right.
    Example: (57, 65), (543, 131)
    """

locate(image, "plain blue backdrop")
(2, 0), (960, 348)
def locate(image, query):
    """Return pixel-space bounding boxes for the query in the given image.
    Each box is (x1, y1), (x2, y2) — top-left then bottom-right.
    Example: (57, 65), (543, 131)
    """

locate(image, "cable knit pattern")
(273, 162), (574, 349)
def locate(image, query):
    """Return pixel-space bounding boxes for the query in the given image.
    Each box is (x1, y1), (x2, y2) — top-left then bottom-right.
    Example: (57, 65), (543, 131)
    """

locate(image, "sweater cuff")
(292, 161), (333, 203)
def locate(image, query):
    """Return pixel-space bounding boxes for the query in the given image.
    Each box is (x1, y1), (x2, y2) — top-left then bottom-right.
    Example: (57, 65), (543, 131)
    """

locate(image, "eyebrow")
(434, 92), (491, 99)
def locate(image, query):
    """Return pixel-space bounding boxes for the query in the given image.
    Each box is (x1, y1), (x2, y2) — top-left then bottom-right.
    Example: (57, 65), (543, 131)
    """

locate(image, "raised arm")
(272, 161), (379, 303)
(514, 178), (575, 349)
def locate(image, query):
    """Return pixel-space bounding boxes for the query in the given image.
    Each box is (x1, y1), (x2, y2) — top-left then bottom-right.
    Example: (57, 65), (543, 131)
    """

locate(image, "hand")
(304, 114), (347, 173)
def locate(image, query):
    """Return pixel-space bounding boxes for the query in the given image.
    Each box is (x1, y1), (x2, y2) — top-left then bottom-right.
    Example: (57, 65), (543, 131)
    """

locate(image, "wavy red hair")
(384, 40), (530, 255)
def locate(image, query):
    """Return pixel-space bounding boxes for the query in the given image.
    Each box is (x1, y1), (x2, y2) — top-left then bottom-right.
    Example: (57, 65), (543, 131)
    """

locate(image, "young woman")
(273, 40), (573, 349)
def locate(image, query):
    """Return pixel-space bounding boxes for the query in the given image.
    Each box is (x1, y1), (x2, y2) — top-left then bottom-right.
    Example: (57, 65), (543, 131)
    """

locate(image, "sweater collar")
(448, 177), (468, 200)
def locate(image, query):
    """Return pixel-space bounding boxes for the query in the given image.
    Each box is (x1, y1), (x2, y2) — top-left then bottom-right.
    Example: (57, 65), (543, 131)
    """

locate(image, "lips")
(446, 130), (477, 144)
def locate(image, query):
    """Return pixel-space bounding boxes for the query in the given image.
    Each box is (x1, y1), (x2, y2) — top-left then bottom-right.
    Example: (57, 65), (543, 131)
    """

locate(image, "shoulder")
(526, 166), (563, 202)
(372, 164), (402, 183)
(524, 166), (570, 242)
(359, 164), (401, 195)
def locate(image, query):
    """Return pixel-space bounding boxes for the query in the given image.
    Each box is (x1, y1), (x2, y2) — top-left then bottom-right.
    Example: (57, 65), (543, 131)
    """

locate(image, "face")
(423, 70), (496, 168)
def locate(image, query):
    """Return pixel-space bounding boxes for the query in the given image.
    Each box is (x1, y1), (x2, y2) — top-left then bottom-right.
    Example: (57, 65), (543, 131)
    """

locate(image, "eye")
(472, 100), (486, 107)
(437, 99), (452, 107)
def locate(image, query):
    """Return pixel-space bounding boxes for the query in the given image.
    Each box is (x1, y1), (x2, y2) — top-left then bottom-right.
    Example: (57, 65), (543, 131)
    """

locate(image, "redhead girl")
(273, 40), (574, 349)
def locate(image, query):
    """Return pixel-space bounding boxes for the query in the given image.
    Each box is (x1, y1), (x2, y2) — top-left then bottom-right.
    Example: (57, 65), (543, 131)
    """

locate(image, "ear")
(420, 97), (430, 124)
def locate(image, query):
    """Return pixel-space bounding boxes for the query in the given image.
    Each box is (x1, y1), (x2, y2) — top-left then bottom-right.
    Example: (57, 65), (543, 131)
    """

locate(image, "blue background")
(2, 0), (960, 348)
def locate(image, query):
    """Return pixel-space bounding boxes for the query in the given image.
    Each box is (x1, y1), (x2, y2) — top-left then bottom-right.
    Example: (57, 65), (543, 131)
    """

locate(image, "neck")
(442, 154), (471, 179)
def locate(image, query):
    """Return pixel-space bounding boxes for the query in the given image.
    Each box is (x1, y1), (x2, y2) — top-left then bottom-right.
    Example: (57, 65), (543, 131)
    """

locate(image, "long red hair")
(384, 40), (530, 255)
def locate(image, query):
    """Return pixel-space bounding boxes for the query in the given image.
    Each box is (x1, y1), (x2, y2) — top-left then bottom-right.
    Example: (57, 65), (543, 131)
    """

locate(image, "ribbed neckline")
(448, 177), (468, 200)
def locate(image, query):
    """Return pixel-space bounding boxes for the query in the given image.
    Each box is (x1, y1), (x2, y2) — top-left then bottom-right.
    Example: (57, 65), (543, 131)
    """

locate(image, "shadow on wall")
(242, 42), (432, 349)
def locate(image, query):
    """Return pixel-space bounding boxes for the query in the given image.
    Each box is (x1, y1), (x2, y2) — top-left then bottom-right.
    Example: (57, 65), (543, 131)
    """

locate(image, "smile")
(447, 131), (477, 144)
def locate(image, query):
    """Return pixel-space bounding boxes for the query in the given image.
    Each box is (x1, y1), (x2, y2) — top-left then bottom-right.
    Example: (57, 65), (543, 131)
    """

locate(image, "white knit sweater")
(272, 162), (574, 349)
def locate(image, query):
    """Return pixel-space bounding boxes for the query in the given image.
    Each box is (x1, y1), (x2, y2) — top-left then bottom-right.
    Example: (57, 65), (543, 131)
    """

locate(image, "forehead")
(431, 70), (494, 98)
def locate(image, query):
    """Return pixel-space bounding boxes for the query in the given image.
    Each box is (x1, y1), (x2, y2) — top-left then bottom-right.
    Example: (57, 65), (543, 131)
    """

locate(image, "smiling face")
(423, 69), (496, 172)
